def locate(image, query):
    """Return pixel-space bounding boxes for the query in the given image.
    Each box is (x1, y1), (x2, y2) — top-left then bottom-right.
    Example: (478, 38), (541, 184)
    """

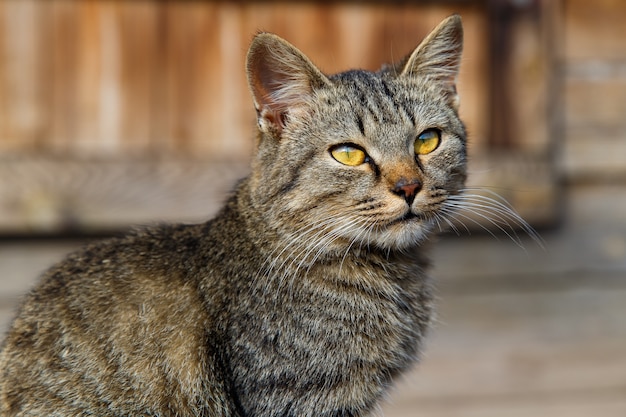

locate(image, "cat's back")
(0, 220), (232, 415)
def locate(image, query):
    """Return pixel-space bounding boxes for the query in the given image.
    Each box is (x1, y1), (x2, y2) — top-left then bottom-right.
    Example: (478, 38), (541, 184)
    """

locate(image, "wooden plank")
(562, 2), (626, 183)
(49, 0), (80, 153)
(164, 1), (252, 156)
(565, 77), (626, 130)
(116, 1), (161, 154)
(0, 153), (556, 235)
(563, 133), (626, 182)
(0, 1), (490, 158)
(0, 0), (48, 152)
(0, 157), (249, 234)
(564, 0), (626, 61)
(73, 0), (108, 154)
(382, 276), (626, 416)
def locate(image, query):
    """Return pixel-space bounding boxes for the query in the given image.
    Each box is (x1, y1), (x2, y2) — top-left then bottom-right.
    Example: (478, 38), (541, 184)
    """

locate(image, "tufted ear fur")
(246, 33), (331, 134)
(398, 15), (463, 108)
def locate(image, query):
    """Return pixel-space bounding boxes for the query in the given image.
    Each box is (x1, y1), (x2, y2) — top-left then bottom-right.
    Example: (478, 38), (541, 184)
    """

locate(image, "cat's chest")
(233, 257), (431, 362)
(226, 257), (432, 415)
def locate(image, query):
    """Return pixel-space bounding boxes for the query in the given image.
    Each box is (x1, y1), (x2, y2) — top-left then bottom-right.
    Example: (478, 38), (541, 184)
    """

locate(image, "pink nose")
(392, 179), (422, 205)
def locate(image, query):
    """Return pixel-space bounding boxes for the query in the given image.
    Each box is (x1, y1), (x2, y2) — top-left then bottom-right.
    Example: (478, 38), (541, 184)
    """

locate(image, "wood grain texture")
(0, 1), (558, 232)
(0, 157), (249, 234)
(0, 1), (490, 158)
(0, 153), (556, 234)
(561, 0), (626, 183)
(564, 0), (626, 61)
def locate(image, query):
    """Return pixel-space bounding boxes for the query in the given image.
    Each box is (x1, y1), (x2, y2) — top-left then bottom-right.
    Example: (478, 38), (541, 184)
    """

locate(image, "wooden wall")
(0, 0), (489, 159)
(561, 0), (626, 182)
(0, 0), (556, 234)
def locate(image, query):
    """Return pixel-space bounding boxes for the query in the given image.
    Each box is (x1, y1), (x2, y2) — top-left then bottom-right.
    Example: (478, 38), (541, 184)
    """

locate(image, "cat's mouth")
(392, 210), (428, 225)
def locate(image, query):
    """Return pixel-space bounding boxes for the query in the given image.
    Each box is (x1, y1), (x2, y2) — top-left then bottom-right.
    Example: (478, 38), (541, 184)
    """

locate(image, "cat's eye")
(330, 144), (367, 166)
(414, 129), (441, 155)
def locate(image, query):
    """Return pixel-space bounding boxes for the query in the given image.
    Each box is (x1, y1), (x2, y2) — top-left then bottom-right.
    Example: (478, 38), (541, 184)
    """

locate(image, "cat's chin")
(366, 217), (436, 251)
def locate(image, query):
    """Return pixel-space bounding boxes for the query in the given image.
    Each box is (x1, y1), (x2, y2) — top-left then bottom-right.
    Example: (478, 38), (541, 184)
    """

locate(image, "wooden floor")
(1, 185), (625, 416)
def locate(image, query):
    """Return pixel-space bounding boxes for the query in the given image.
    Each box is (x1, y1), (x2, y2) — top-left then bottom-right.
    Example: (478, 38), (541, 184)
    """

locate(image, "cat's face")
(246, 16), (466, 252)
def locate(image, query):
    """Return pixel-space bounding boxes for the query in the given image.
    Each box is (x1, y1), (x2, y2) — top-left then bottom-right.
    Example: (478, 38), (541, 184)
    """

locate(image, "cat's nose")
(392, 179), (422, 206)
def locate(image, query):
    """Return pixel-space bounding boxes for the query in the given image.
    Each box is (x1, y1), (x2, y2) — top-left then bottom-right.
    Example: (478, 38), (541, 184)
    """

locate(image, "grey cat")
(1, 15), (466, 416)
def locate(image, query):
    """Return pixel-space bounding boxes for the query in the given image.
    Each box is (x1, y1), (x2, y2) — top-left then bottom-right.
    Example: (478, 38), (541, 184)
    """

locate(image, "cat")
(0, 15), (467, 416)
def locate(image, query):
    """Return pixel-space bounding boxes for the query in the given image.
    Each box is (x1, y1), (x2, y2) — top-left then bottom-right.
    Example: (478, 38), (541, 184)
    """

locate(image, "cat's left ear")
(246, 33), (331, 135)
(399, 15), (463, 108)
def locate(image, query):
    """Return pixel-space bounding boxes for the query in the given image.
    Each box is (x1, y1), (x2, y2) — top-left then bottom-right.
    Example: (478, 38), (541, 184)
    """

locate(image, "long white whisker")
(261, 212), (348, 275)
(433, 207), (466, 236)
(443, 202), (509, 242)
(255, 211), (354, 299)
(338, 217), (373, 275)
(440, 187), (544, 249)
(456, 194), (544, 246)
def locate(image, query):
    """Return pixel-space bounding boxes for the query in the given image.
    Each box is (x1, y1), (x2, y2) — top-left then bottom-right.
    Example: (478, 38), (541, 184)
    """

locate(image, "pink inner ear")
(255, 76), (312, 130)
(247, 33), (331, 132)
(250, 53), (303, 129)
(258, 105), (286, 129)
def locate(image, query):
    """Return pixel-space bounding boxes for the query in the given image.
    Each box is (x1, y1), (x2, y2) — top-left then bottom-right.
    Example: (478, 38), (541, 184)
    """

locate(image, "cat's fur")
(0, 15), (466, 416)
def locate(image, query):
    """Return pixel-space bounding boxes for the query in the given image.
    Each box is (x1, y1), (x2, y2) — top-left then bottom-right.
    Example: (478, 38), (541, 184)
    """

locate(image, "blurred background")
(0, 0), (625, 415)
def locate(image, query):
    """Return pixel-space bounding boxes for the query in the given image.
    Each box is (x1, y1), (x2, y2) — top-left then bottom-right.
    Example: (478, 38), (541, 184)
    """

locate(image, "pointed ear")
(398, 15), (463, 107)
(246, 33), (331, 134)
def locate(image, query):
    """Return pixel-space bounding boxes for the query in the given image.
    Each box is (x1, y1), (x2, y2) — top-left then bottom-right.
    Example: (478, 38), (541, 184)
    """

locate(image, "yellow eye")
(414, 129), (441, 155)
(330, 145), (367, 166)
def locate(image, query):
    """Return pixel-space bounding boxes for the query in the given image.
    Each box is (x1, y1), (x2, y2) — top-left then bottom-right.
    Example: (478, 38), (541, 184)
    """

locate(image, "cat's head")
(245, 15), (466, 252)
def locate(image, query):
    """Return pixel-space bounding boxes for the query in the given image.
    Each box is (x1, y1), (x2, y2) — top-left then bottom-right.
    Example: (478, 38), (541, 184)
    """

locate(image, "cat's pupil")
(330, 144), (367, 166)
(414, 129), (441, 155)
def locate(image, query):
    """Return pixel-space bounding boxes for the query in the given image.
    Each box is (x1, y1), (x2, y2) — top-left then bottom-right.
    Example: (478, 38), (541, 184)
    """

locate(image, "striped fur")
(1, 15), (467, 417)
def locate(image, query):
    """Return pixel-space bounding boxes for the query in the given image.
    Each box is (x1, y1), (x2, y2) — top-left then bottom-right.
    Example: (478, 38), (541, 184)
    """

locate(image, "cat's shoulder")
(39, 222), (211, 286)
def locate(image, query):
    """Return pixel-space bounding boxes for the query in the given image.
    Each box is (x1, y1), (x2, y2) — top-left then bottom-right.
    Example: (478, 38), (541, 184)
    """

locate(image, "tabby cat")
(1, 15), (468, 416)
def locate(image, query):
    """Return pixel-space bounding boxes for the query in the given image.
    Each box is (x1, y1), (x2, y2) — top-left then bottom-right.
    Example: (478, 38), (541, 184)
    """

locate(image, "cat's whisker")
(338, 217), (374, 275)
(257, 213), (349, 298)
(430, 211), (445, 234)
(441, 203), (502, 241)
(303, 216), (366, 269)
(277, 223), (341, 273)
(440, 188), (544, 249)
(465, 200), (541, 246)
(432, 209), (464, 236)
(270, 212), (361, 294)
(446, 200), (521, 235)
(457, 191), (544, 246)
(453, 194), (528, 226)
(461, 188), (538, 221)
(361, 220), (380, 254)
(283, 216), (368, 300)
(260, 212), (348, 278)
(446, 201), (524, 243)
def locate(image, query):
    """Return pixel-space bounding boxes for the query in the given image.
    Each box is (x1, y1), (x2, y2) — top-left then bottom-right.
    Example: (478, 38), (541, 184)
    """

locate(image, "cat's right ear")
(246, 33), (331, 135)
(398, 15), (464, 109)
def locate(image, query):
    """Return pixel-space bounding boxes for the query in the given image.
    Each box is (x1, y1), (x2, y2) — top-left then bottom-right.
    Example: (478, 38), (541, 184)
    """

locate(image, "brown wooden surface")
(561, 0), (626, 181)
(0, 157), (249, 233)
(0, 1), (490, 158)
(563, 0), (626, 61)
(0, 0), (558, 234)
